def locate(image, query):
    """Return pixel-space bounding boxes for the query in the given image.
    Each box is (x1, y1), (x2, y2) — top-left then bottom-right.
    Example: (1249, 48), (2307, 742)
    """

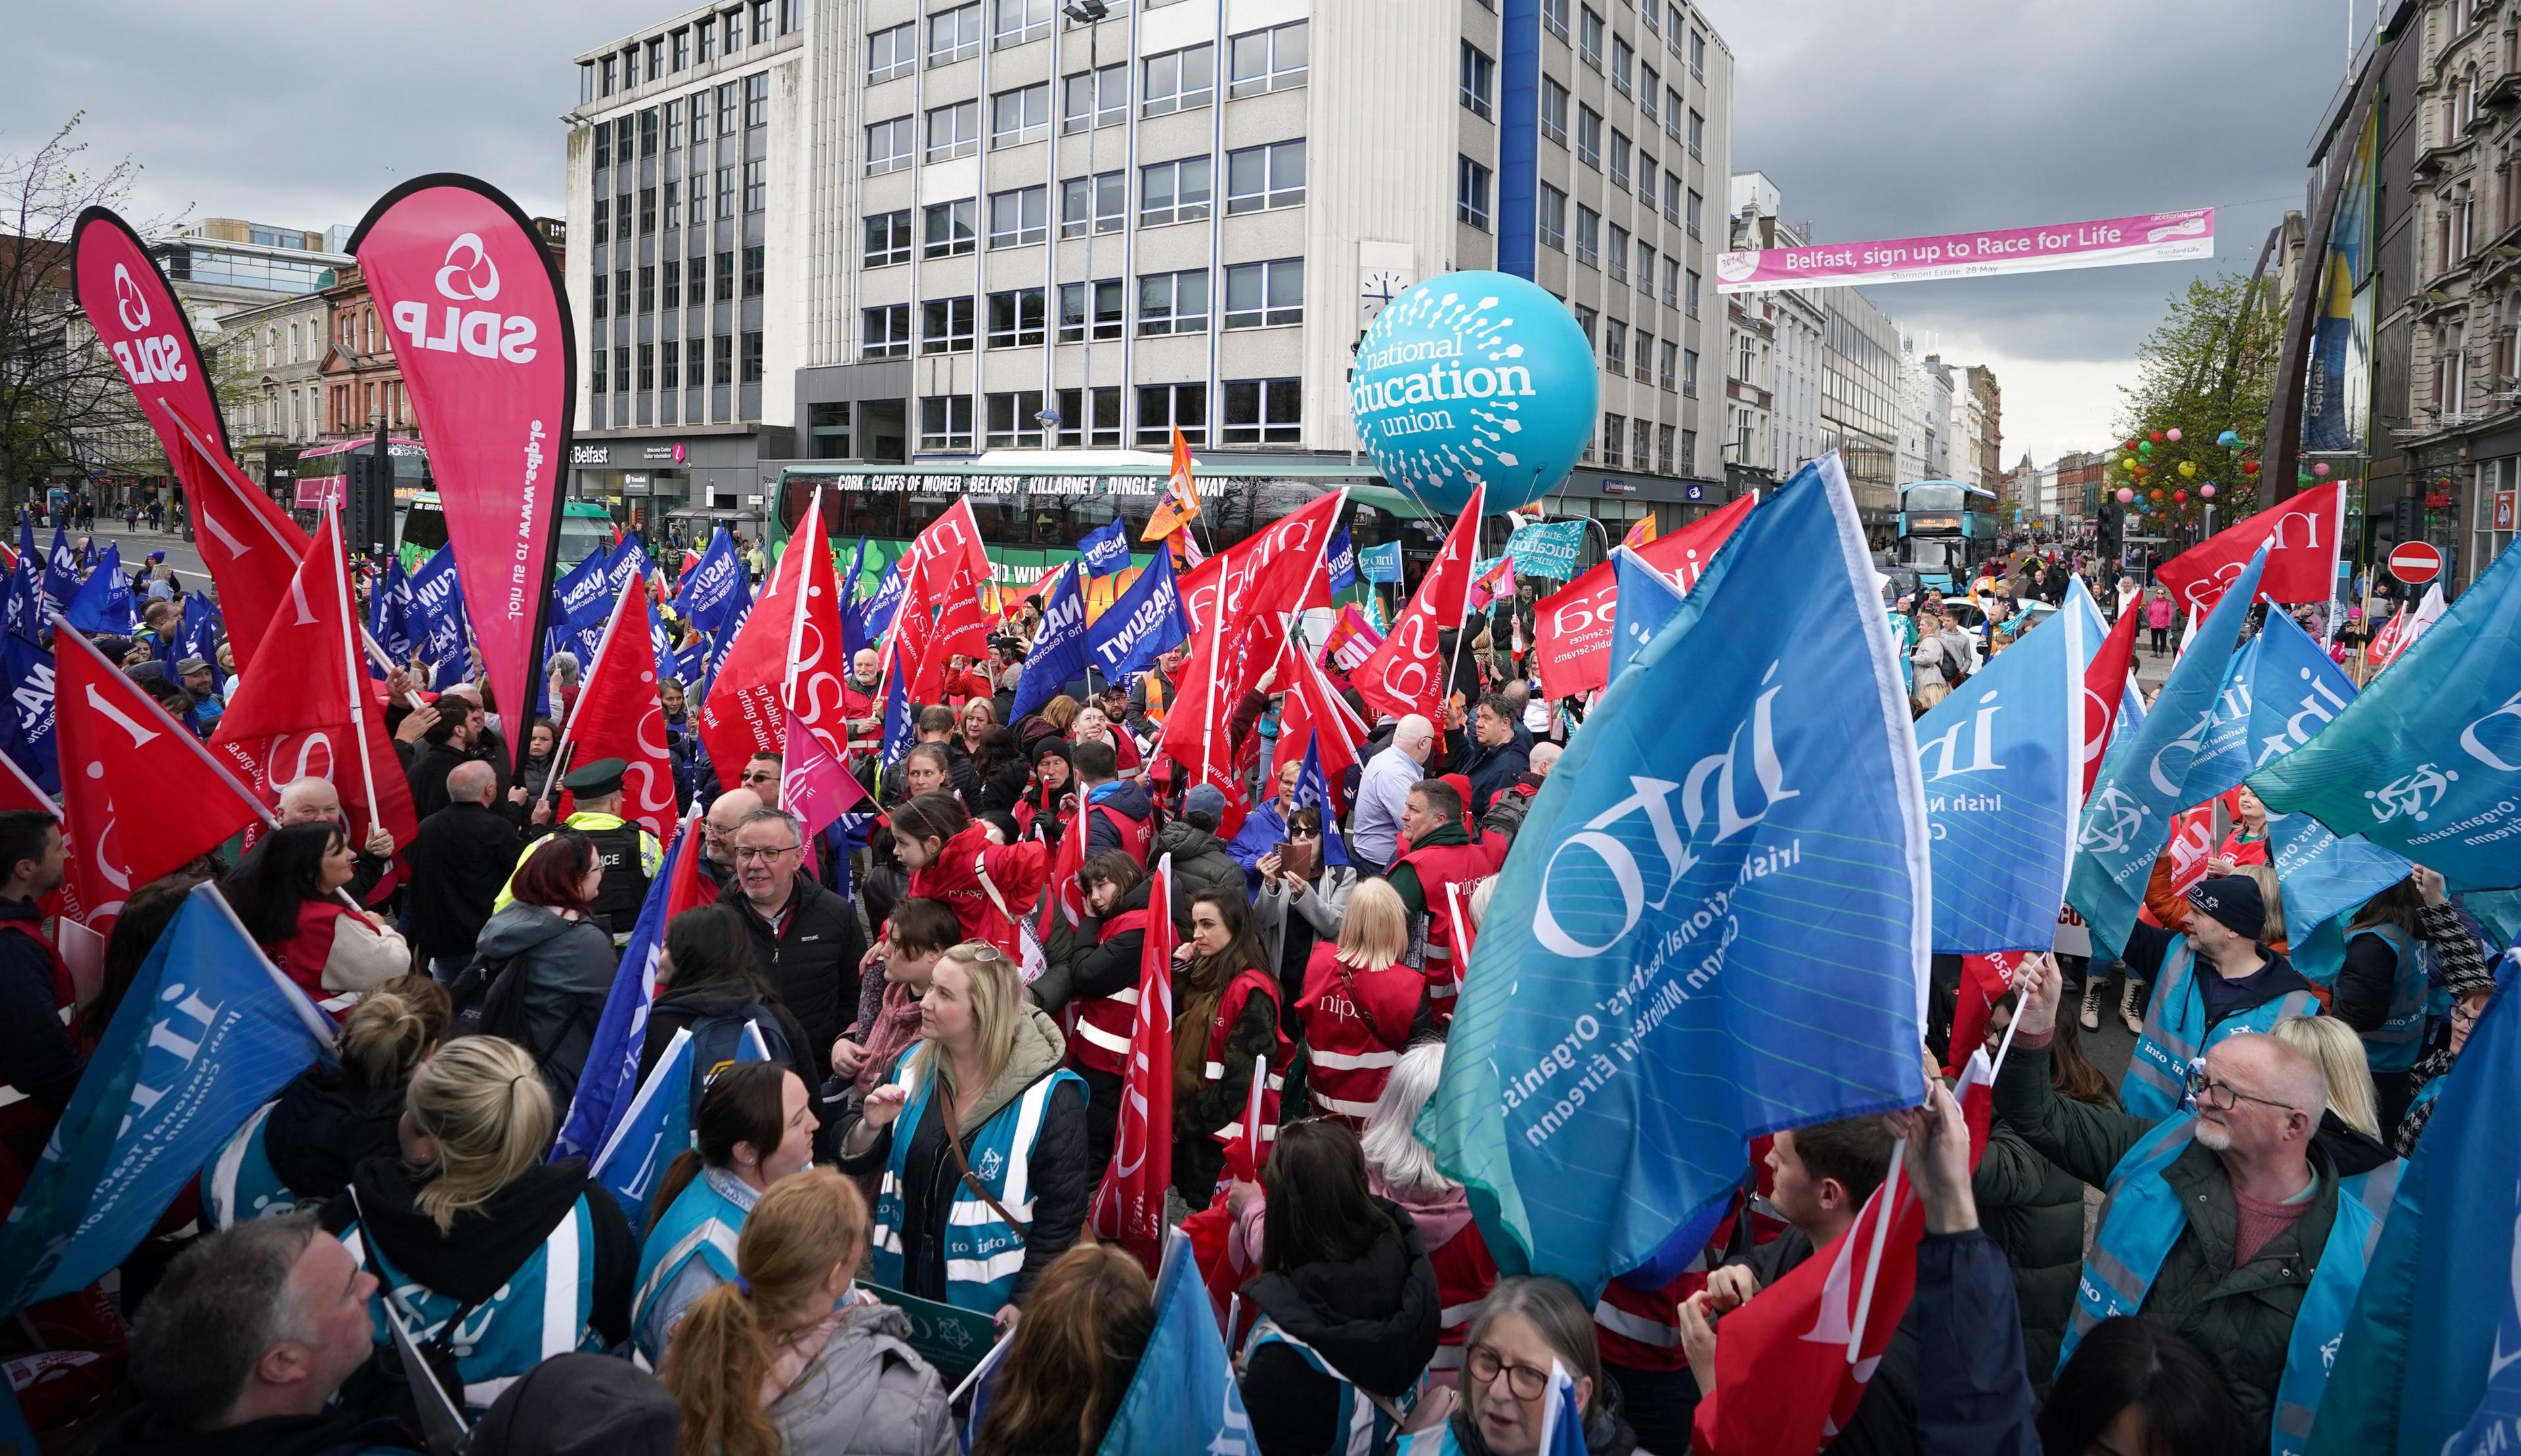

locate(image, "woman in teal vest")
(2331, 872), (2463, 1132)
(837, 939), (1090, 1320)
(1395, 1277), (1638, 1455)
(632, 1058), (817, 1363)
(319, 1035), (636, 1412)
(204, 979), (446, 1229)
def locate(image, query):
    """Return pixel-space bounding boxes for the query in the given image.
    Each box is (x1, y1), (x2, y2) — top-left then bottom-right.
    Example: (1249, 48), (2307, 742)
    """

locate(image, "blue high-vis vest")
(2122, 940), (2323, 1120)
(868, 1047), (1079, 1313)
(1239, 1316), (1413, 1456)
(2061, 1116), (2379, 1456)
(339, 1198), (606, 1411)
(2345, 924), (2432, 1075)
(631, 1166), (753, 1365)
(202, 1102), (297, 1230)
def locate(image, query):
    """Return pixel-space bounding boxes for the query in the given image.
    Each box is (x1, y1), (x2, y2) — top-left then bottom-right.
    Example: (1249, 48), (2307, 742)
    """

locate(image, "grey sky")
(7, 0), (2356, 468)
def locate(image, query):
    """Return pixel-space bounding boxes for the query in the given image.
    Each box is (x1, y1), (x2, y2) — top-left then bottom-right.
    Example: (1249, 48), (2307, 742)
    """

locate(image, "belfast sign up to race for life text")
(1715, 209), (2215, 294)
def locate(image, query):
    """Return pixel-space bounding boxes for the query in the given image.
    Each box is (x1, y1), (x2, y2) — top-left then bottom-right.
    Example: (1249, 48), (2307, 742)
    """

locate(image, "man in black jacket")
(723, 807), (867, 1080)
(404, 707), (480, 824)
(0, 811), (82, 1174)
(1441, 693), (1532, 818)
(403, 762), (522, 982)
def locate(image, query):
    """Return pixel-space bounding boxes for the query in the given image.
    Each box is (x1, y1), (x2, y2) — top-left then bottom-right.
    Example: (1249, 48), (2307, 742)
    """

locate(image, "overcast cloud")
(6, 0), (2358, 468)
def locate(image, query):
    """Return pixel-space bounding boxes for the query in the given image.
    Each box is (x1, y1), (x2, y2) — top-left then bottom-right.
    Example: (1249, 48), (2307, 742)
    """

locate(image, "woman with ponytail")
(631, 1060), (817, 1363)
(1293, 878), (1421, 1127)
(660, 1168), (957, 1456)
(202, 975), (450, 1228)
(319, 1035), (636, 1411)
(969, 1245), (1157, 1456)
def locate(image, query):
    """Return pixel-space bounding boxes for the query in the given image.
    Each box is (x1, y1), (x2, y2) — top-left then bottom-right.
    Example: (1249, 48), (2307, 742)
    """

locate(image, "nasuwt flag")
(406, 544), (471, 691)
(351, 176), (574, 776)
(1325, 528), (1359, 593)
(1079, 518), (1131, 578)
(54, 618), (268, 926)
(0, 633), (58, 795)
(676, 527), (748, 635)
(590, 1019), (769, 1237)
(64, 544), (133, 635)
(1142, 429), (1203, 543)
(1092, 853), (1177, 1272)
(367, 553), (412, 665)
(1086, 545), (1190, 683)
(2250, 535), (2521, 891)
(1533, 489), (1759, 701)
(0, 882), (336, 1310)
(2155, 481), (2343, 615)
(555, 815), (714, 1161)
(210, 509), (420, 852)
(1423, 453), (1930, 1295)
(555, 575), (681, 844)
(1694, 1052), (1996, 1456)
(1605, 547), (1687, 684)
(1094, 1227), (1253, 1455)
(2069, 542), (2268, 958)
(2308, 953), (2520, 1455)
(39, 526), (77, 624)
(1354, 486), (1484, 725)
(1918, 598), (2088, 954)
(2077, 578), (2142, 797)
(1012, 565), (1091, 720)
(878, 653), (916, 767)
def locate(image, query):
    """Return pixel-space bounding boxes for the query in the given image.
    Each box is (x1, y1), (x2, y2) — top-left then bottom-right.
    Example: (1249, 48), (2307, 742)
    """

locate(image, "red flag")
(1270, 637), (1370, 791)
(555, 576), (681, 844)
(663, 813), (719, 922)
(1176, 490), (1349, 634)
(1353, 487), (1485, 725)
(2080, 593), (2143, 797)
(1092, 853), (1177, 1273)
(778, 704), (866, 842)
(884, 501), (995, 699)
(697, 490), (848, 777)
(209, 509), (419, 854)
(2154, 482), (2343, 615)
(1534, 490), (1759, 701)
(351, 179), (573, 776)
(2163, 801), (2222, 898)
(1696, 1054), (1996, 1456)
(54, 626), (267, 926)
(1945, 953), (2027, 1077)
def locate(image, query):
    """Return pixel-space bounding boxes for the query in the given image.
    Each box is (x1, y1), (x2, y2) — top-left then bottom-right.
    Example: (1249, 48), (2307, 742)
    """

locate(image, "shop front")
(568, 429), (781, 551)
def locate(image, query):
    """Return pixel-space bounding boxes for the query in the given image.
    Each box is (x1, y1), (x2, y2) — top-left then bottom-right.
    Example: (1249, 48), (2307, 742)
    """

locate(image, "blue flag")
(1422, 454), (1930, 1295)
(367, 555), (413, 665)
(550, 571), (617, 675)
(1918, 599), (2089, 954)
(1606, 547), (1686, 682)
(0, 633), (57, 794)
(1325, 529), (1359, 593)
(2069, 543), (2270, 958)
(1085, 546), (1188, 682)
(63, 544), (133, 634)
(1293, 736), (1350, 867)
(676, 528), (746, 635)
(1540, 1361), (1589, 1456)
(39, 526), (77, 621)
(673, 635), (711, 696)
(859, 551), (911, 645)
(406, 546), (473, 691)
(879, 654), (915, 767)
(0, 884), (337, 1309)
(1012, 565), (1090, 722)
(557, 819), (693, 1164)
(1504, 519), (1589, 581)
(1358, 540), (1404, 585)
(589, 1017), (768, 1237)
(1096, 1227), (1254, 1455)
(2312, 954), (2521, 1453)
(2252, 534), (2521, 891)
(179, 595), (223, 670)
(1079, 519), (1131, 578)
(835, 536), (870, 659)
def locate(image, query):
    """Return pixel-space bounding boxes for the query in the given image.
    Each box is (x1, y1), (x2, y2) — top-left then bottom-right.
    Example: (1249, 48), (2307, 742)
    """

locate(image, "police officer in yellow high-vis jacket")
(498, 758), (663, 941)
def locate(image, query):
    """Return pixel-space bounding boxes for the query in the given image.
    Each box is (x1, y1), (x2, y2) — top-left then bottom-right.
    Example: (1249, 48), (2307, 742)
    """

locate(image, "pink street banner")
(349, 175), (572, 775)
(70, 208), (233, 458)
(1714, 208), (2214, 294)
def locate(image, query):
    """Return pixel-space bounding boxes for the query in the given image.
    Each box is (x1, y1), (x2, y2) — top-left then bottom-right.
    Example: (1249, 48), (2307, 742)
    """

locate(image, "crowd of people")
(0, 525), (2499, 1456)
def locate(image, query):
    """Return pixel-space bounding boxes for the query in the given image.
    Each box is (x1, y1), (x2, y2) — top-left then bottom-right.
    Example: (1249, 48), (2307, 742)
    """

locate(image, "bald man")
(700, 787), (763, 893)
(274, 777), (395, 903)
(402, 759), (523, 982)
(1997, 955), (2386, 1448)
(1349, 714), (1434, 876)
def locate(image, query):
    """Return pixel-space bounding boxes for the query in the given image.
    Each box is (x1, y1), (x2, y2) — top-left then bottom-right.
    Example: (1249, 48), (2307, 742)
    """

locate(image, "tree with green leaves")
(2107, 272), (2285, 540)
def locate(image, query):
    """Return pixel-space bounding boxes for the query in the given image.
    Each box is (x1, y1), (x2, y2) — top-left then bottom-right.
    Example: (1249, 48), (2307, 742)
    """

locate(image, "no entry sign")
(2388, 540), (2444, 585)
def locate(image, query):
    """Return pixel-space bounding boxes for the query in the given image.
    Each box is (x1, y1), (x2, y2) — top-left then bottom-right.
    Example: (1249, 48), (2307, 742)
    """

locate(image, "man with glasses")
(722, 806), (865, 1079)
(1993, 952), (2379, 1451)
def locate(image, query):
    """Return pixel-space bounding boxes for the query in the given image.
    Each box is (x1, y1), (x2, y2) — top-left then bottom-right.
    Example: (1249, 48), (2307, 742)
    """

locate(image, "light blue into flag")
(1085, 545), (1188, 682)
(1917, 598), (2088, 954)
(2069, 543), (2269, 959)
(556, 817), (695, 1164)
(589, 1017), (769, 1237)
(2186, 610), (2348, 807)
(1096, 1227), (1253, 1455)
(2311, 954), (2521, 1453)
(1420, 453), (1930, 1296)
(1358, 540), (1404, 585)
(2253, 533), (2521, 891)
(1078, 519), (1131, 578)
(1011, 565), (1090, 721)
(0, 883), (337, 1310)
(1606, 546), (1685, 683)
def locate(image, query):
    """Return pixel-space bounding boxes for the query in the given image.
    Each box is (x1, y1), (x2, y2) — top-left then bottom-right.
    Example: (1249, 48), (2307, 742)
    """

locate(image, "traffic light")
(345, 448), (396, 557)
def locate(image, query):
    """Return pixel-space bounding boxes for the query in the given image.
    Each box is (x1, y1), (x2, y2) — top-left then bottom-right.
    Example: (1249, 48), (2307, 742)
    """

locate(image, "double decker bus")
(1897, 479), (1999, 594)
(291, 437), (429, 511)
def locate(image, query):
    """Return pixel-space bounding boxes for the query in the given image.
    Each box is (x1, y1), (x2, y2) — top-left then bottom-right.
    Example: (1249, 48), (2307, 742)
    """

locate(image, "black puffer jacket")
(262, 1065), (409, 1203)
(1154, 820), (1242, 931)
(721, 872), (868, 1081)
(1239, 1196), (1441, 1456)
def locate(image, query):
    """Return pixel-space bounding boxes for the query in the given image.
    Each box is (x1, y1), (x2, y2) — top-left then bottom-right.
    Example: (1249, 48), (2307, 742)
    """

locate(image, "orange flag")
(1142, 428), (1203, 542)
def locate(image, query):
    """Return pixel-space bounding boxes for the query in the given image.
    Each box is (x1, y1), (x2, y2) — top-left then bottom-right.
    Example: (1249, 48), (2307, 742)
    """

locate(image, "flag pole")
(545, 578), (637, 807)
(1844, 1137), (1904, 1364)
(325, 503), (385, 847)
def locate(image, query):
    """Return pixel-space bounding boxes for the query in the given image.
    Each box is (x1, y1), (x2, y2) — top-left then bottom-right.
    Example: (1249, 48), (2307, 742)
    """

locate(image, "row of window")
(582, 0), (792, 102)
(1594, 413), (1691, 475)
(588, 159), (765, 244)
(861, 259), (1303, 356)
(590, 247), (764, 319)
(591, 74), (767, 179)
(1537, 186), (1702, 309)
(590, 332), (764, 392)
(863, 140), (1303, 265)
(868, 15), (1305, 110)
(1544, 0), (1710, 81)
(916, 378), (1299, 452)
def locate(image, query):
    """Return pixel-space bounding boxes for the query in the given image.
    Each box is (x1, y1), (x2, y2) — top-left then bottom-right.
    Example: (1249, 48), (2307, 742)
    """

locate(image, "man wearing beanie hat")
(1154, 782), (1244, 931)
(2112, 874), (2323, 1121)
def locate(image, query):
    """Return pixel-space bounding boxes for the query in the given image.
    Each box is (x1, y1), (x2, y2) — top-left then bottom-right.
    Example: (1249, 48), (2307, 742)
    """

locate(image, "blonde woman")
(320, 1036), (636, 1411)
(661, 1169), (957, 1456)
(835, 941), (1090, 1319)
(2271, 1014), (2385, 1142)
(1293, 878), (1423, 1125)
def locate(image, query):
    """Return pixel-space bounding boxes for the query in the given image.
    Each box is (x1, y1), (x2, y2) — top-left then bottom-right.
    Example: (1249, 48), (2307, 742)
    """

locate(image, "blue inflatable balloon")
(1348, 270), (1599, 515)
